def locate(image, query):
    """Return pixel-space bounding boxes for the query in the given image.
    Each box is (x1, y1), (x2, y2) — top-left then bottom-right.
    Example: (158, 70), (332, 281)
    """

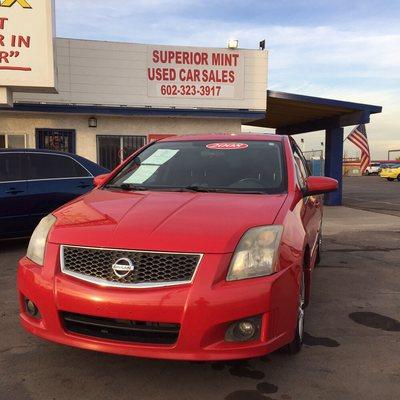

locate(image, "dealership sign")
(0, 0), (56, 92)
(147, 46), (245, 100)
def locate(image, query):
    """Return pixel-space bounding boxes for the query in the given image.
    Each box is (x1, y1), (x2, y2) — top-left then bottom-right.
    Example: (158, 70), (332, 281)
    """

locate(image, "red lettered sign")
(147, 46), (244, 100)
(206, 143), (248, 150)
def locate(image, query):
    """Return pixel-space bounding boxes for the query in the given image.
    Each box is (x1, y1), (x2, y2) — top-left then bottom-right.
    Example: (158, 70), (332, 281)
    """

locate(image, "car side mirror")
(303, 176), (338, 196)
(93, 173), (110, 187)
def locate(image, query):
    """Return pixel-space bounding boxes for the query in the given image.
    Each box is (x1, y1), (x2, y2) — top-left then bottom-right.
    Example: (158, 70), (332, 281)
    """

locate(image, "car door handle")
(6, 189), (24, 195)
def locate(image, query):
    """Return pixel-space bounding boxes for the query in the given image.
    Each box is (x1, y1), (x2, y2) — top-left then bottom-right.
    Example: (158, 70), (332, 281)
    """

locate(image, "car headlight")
(26, 214), (57, 266)
(227, 226), (283, 281)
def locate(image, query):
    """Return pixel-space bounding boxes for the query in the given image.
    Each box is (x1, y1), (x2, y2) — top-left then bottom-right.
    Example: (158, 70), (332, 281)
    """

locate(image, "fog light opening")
(238, 321), (256, 337)
(225, 316), (261, 343)
(25, 298), (40, 318)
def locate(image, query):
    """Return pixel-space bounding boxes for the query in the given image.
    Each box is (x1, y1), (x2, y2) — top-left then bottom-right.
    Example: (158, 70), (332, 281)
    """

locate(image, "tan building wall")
(14, 38), (267, 111)
(0, 111), (241, 162)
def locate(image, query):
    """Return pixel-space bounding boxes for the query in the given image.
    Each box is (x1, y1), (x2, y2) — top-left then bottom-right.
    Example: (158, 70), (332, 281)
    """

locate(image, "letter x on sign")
(0, 0), (32, 8)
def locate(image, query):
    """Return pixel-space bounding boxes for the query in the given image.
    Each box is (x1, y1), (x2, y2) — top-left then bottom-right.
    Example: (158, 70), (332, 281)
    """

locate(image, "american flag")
(347, 124), (371, 173)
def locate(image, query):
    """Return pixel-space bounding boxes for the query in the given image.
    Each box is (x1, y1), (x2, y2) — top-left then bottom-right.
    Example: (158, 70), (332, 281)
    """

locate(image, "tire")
(397, 175), (400, 182)
(387, 178), (394, 182)
(286, 270), (305, 355)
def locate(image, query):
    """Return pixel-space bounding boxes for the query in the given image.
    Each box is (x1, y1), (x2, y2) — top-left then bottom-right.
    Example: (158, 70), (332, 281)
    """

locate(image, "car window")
(291, 143), (309, 188)
(0, 153), (27, 182)
(107, 140), (287, 194)
(28, 153), (90, 180)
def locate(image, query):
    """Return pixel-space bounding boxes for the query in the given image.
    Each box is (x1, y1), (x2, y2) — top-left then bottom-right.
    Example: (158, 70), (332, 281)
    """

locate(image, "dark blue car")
(0, 149), (108, 239)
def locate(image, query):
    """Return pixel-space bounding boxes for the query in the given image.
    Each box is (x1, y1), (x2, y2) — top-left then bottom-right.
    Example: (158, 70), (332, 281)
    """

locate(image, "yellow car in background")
(380, 166), (400, 181)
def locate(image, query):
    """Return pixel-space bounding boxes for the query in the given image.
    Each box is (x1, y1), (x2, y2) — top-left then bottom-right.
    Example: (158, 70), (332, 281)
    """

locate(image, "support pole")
(324, 127), (344, 206)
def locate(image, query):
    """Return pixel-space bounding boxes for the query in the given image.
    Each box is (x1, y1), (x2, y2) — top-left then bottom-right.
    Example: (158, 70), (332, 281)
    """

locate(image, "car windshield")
(105, 140), (287, 194)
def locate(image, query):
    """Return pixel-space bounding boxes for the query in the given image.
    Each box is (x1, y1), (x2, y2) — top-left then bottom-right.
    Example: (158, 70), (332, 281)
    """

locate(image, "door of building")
(36, 129), (76, 153)
(97, 135), (147, 170)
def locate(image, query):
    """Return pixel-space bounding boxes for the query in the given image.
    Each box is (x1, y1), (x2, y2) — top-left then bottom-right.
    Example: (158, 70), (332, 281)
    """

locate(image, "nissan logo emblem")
(112, 257), (135, 278)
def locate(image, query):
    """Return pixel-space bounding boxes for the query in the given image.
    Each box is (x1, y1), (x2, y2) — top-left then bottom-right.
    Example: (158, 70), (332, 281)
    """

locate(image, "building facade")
(0, 39), (267, 170)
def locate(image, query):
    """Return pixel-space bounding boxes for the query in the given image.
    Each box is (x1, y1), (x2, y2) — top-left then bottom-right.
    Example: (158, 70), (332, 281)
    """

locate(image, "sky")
(54, 0), (400, 159)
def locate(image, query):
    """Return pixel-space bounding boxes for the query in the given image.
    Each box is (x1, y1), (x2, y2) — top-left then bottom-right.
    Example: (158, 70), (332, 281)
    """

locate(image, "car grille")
(61, 246), (201, 288)
(61, 312), (180, 345)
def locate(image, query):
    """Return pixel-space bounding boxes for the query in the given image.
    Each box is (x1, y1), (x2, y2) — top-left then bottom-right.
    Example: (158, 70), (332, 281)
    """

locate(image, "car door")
(292, 142), (322, 258)
(0, 152), (30, 238)
(27, 153), (94, 227)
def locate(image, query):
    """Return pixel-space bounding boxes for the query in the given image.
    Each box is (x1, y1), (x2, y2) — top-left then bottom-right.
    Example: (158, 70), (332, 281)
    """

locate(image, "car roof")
(157, 133), (284, 143)
(0, 148), (77, 157)
(0, 148), (109, 174)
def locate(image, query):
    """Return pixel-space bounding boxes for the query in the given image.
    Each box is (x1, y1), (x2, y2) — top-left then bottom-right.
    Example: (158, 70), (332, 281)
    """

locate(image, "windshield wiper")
(105, 183), (149, 191)
(105, 184), (266, 194)
(183, 185), (213, 192)
(183, 185), (265, 194)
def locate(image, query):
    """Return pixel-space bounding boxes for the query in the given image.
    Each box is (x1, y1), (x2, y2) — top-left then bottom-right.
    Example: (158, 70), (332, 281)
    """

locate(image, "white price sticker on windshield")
(124, 165), (160, 184)
(144, 149), (179, 165)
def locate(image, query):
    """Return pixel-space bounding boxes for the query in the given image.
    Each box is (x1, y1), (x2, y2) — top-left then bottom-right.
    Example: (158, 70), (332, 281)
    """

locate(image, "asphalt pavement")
(343, 175), (400, 217)
(1, 177), (400, 400)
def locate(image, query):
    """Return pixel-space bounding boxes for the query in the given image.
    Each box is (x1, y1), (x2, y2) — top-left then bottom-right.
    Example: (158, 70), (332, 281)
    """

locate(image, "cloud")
(54, 0), (399, 159)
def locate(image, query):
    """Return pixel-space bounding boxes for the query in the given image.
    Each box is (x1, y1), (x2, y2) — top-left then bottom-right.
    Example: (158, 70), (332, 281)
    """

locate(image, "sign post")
(0, 0), (57, 106)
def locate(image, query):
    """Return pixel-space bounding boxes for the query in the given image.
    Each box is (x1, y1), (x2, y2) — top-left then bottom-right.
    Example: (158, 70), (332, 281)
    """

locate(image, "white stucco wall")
(0, 111), (241, 162)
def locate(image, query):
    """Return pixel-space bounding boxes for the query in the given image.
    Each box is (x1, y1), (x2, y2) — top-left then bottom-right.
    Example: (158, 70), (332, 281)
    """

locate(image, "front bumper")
(18, 243), (298, 361)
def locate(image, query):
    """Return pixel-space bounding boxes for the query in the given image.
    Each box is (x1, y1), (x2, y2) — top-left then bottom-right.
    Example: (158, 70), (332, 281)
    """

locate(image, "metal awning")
(247, 90), (382, 134)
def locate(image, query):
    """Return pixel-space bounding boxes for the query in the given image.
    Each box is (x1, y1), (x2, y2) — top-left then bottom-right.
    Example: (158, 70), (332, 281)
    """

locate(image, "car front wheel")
(286, 270), (305, 354)
(397, 175), (400, 182)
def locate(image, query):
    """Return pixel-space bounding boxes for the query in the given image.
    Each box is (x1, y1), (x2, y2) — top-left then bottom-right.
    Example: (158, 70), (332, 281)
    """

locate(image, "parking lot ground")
(343, 175), (400, 217)
(1, 180), (400, 400)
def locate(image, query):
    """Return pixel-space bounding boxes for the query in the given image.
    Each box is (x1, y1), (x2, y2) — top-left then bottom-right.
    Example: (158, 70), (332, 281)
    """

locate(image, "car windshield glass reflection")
(106, 141), (287, 194)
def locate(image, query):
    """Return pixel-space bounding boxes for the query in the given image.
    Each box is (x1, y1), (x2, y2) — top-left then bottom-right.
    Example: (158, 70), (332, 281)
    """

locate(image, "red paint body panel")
(18, 134), (324, 360)
(49, 190), (287, 253)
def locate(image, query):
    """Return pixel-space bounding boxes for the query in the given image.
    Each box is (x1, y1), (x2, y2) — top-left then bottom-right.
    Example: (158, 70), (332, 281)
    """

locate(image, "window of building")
(36, 129), (76, 153)
(28, 153), (90, 180)
(97, 135), (147, 170)
(0, 134), (27, 149)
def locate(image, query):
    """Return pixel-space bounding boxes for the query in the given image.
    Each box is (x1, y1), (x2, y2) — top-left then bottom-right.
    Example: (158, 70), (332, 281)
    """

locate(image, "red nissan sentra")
(18, 134), (337, 361)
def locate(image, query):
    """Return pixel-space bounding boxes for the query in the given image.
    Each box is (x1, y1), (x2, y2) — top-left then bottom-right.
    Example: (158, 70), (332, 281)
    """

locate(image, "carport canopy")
(247, 90), (383, 206)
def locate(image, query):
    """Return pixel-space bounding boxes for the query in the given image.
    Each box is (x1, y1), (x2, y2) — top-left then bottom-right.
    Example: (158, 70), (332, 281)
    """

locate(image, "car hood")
(51, 189), (287, 254)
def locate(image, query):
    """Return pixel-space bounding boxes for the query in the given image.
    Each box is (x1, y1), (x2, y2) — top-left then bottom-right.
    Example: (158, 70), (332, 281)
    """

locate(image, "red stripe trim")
(0, 66), (32, 71)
